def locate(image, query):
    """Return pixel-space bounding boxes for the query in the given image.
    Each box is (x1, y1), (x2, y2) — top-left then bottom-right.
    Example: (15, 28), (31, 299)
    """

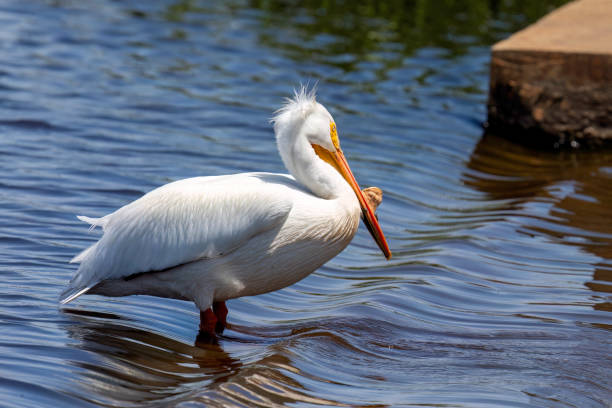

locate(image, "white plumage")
(61, 87), (390, 332)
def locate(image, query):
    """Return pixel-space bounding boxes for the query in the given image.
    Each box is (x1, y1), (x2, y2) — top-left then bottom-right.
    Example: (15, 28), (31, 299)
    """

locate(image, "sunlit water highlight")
(0, 1), (610, 407)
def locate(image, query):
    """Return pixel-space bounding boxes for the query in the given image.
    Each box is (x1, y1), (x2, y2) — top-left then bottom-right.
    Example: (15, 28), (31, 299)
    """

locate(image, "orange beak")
(333, 149), (392, 260)
(312, 144), (392, 259)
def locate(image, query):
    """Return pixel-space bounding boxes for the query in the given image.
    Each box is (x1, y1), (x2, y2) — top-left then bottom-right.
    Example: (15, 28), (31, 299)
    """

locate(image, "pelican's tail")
(60, 214), (106, 304)
(59, 284), (94, 305)
(60, 258), (99, 305)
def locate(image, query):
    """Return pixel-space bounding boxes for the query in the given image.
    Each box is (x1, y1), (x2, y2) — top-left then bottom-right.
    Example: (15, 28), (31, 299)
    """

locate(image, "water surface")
(1, 1), (610, 407)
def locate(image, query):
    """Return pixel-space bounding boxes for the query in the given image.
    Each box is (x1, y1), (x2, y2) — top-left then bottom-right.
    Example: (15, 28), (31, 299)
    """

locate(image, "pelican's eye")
(330, 122), (340, 150)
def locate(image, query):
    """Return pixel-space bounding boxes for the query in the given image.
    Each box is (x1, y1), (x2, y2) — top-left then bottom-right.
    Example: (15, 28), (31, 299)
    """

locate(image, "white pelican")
(61, 88), (391, 334)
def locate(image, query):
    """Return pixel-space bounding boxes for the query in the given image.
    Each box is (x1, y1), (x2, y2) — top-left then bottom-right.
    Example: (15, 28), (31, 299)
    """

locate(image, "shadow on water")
(466, 133), (612, 326)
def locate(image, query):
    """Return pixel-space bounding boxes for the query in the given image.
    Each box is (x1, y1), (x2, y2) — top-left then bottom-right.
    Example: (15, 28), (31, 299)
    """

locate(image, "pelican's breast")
(207, 189), (361, 300)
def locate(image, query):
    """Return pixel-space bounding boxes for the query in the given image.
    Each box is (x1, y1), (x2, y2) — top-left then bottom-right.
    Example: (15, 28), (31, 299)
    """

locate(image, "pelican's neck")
(276, 122), (351, 200)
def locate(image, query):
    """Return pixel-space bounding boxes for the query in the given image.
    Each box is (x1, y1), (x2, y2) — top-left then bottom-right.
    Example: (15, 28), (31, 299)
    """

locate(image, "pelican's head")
(273, 87), (391, 260)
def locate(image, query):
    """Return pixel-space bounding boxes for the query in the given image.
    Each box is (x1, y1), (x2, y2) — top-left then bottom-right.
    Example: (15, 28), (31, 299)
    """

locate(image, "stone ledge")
(486, 0), (612, 147)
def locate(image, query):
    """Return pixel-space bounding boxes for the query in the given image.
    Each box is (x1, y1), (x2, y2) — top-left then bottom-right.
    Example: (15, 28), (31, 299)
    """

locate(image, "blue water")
(0, 1), (610, 407)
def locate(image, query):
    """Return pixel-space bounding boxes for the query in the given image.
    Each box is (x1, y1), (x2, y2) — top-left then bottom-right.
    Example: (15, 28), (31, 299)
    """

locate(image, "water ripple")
(1, 0), (610, 407)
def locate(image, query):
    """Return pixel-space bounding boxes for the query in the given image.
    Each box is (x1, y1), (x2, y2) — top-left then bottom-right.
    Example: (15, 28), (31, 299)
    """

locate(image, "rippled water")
(1, 1), (610, 407)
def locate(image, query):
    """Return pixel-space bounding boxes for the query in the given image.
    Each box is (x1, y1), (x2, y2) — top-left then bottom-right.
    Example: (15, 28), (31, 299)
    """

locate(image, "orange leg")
(199, 302), (229, 335)
(199, 308), (218, 335)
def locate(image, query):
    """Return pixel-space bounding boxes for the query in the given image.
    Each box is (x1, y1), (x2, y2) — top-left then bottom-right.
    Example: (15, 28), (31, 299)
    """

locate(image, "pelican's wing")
(61, 173), (295, 303)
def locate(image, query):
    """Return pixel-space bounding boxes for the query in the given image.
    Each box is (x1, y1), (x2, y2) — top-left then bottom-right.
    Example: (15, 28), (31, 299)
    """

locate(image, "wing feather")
(61, 173), (294, 303)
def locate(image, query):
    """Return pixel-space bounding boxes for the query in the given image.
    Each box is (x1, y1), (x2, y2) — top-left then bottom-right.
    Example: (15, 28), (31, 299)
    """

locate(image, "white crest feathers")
(272, 84), (318, 123)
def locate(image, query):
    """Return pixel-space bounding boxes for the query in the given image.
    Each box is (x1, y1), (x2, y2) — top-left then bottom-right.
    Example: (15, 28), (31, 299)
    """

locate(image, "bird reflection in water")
(61, 308), (344, 407)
